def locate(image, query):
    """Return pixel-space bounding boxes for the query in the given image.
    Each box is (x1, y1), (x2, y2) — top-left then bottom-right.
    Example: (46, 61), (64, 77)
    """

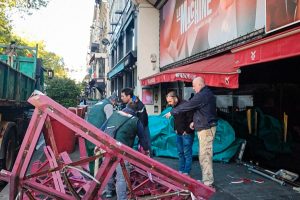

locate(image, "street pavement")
(1, 144), (300, 199)
(156, 157), (300, 200)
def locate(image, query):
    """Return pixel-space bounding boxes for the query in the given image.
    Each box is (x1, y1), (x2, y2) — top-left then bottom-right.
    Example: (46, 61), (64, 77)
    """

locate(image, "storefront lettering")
(175, 73), (196, 80)
(147, 78), (156, 84)
(251, 50), (256, 61)
(177, 0), (212, 35)
(225, 77), (230, 85)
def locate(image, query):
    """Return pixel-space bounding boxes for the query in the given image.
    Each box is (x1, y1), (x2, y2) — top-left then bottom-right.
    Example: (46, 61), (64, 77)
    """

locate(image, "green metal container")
(0, 44), (38, 105)
(0, 61), (35, 104)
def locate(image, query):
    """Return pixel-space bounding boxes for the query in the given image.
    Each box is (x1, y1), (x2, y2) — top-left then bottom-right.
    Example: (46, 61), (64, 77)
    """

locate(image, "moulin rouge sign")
(160, 0), (264, 67)
(176, 0), (213, 35)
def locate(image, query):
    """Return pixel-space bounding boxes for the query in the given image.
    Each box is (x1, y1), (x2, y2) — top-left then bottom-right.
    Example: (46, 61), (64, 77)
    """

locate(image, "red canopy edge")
(233, 27), (300, 67)
(140, 54), (239, 89)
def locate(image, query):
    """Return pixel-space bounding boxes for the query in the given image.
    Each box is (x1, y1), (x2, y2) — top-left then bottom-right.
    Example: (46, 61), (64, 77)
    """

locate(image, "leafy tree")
(1, 0), (67, 79)
(78, 80), (88, 95)
(40, 51), (67, 78)
(46, 77), (81, 108)
(1, 0), (49, 42)
(0, 4), (13, 43)
(1, 0), (49, 14)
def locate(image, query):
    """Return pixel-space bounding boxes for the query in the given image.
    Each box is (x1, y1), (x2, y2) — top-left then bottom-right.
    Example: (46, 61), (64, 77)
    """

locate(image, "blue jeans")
(106, 162), (129, 200)
(144, 126), (152, 155)
(176, 133), (194, 174)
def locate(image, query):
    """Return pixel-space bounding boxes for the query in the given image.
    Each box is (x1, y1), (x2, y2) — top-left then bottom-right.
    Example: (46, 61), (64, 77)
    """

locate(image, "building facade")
(140, 0), (300, 118)
(106, 0), (160, 113)
(87, 0), (110, 99)
(89, 0), (300, 175)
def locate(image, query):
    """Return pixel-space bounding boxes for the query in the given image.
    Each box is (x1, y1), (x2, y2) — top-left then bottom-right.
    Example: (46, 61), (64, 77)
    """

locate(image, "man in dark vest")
(85, 93), (118, 175)
(103, 102), (150, 199)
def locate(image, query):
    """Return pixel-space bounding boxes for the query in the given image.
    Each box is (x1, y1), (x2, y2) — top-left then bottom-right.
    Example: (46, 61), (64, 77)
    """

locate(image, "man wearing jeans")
(165, 77), (218, 187)
(166, 91), (194, 175)
(102, 102), (150, 199)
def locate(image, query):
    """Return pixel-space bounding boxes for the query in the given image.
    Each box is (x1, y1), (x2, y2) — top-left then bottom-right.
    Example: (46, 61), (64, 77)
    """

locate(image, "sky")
(10, 0), (94, 82)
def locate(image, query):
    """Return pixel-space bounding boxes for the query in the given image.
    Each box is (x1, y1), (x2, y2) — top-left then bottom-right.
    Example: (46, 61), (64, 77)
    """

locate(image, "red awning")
(140, 54), (239, 89)
(233, 27), (300, 67)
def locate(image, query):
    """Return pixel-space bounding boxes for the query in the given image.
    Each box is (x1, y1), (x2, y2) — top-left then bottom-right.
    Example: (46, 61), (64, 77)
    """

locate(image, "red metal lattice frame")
(0, 93), (215, 199)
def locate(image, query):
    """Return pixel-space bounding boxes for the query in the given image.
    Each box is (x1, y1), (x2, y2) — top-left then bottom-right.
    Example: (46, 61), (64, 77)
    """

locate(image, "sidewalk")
(0, 183), (9, 199)
(155, 157), (300, 200)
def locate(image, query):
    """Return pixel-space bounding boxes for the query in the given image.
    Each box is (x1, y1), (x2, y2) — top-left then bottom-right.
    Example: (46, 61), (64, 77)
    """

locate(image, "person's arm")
(137, 100), (149, 127)
(171, 93), (205, 115)
(100, 119), (108, 131)
(104, 104), (113, 119)
(183, 110), (194, 132)
(136, 120), (149, 151)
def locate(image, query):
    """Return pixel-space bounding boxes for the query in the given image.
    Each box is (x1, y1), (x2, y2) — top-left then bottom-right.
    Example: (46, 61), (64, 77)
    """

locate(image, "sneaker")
(105, 191), (113, 198)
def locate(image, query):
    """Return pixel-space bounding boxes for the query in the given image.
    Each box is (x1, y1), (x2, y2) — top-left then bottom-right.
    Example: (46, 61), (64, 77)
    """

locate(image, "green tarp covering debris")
(148, 107), (242, 162)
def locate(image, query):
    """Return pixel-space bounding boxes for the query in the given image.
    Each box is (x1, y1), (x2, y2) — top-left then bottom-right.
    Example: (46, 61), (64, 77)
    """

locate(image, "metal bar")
(62, 168), (81, 200)
(0, 170), (11, 182)
(133, 178), (151, 191)
(23, 180), (74, 200)
(83, 154), (120, 200)
(60, 151), (87, 180)
(133, 167), (182, 191)
(120, 159), (135, 199)
(137, 190), (191, 200)
(19, 111), (47, 178)
(44, 116), (59, 157)
(44, 145), (61, 191)
(248, 168), (285, 185)
(44, 145), (66, 193)
(9, 108), (44, 199)
(78, 136), (89, 171)
(25, 154), (102, 180)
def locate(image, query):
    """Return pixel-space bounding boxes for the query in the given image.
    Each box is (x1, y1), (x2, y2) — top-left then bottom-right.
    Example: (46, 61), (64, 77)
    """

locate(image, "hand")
(144, 150), (151, 157)
(164, 112), (172, 119)
(189, 122), (194, 130)
(94, 146), (106, 154)
(138, 145), (151, 157)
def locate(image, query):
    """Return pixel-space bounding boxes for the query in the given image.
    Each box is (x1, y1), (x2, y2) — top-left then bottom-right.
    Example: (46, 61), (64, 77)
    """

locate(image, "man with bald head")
(165, 77), (218, 188)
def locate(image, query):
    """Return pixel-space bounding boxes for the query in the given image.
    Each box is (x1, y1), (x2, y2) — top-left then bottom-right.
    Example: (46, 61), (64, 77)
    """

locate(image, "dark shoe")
(197, 180), (216, 190)
(207, 184), (216, 190)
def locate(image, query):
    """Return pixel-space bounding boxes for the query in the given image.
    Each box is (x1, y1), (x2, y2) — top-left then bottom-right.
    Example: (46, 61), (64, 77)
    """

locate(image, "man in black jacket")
(120, 88), (151, 153)
(165, 77), (218, 187)
(166, 91), (194, 175)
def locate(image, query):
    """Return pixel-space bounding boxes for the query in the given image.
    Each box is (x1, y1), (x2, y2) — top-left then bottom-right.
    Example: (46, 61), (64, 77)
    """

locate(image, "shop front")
(139, 0), (300, 175)
(229, 27), (300, 174)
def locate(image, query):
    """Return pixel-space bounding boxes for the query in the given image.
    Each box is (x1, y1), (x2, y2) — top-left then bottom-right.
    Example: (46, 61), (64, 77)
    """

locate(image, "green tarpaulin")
(147, 107), (242, 162)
